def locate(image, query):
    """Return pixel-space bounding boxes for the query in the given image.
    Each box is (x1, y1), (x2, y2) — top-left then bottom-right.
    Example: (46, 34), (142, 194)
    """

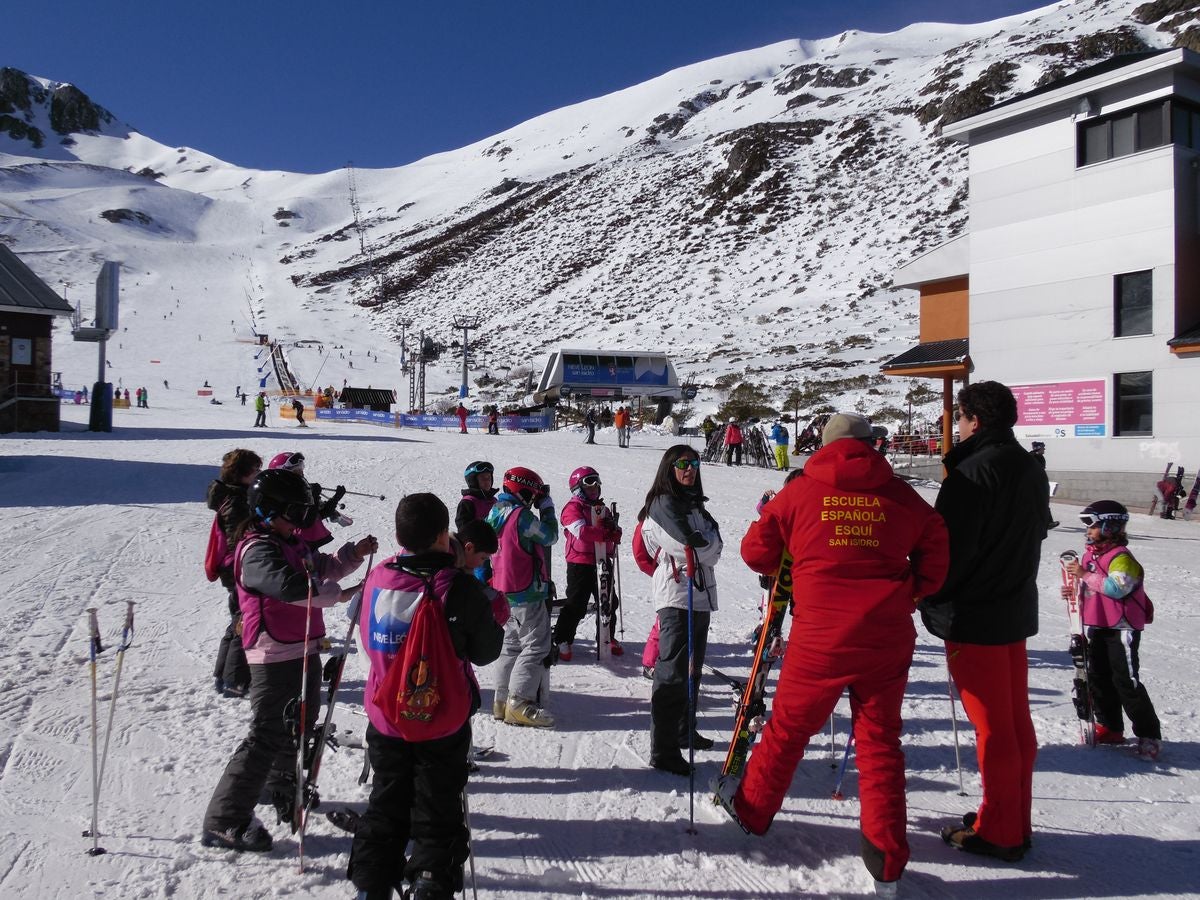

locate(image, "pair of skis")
(717, 553), (793, 783)
(1150, 463), (1187, 519)
(1059, 551), (1095, 746)
(591, 502), (622, 661)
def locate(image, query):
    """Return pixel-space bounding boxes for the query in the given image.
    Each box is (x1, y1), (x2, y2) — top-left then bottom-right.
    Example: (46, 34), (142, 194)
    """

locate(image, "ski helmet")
(248, 469), (318, 528)
(463, 460), (494, 489)
(568, 465), (601, 496)
(268, 451), (305, 473)
(1079, 500), (1128, 541)
(502, 466), (546, 504)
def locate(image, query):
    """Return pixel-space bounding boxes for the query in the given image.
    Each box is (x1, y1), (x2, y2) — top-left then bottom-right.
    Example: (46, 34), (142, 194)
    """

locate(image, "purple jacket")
(1080, 543), (1152, 630)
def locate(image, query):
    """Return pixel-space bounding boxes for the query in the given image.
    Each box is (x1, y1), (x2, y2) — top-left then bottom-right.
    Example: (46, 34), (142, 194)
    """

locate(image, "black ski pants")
(213, 582), (250, 689)
(203, 654), (321, 832)
(552, 561), (612, 647)
(349, 721), (471, 896)
(1087, 627), (1161, 739)
(650, 607), (710, 762)
(725, 444), (743, 465)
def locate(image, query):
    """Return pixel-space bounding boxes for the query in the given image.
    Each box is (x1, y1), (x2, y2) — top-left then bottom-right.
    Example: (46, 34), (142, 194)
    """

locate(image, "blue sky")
(8, 1), (1046, 173)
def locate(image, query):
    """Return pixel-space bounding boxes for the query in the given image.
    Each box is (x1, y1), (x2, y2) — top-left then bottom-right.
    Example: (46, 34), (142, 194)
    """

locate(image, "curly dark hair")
(637, 444), (704, 521)
(957, 381), (1018, 430)
(219, 448), (262, 484)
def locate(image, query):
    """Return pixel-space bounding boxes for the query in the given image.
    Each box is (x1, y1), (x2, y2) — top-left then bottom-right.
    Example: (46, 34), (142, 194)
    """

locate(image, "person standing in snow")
(207, 448), (262, 697)
(1064, 500), (1161, 759)
(253, 391), (268, 427)
(348, 493), (502, 900)
(723, 418), (744, 466)
(716, 413), (948, 893)
(583, 407), (597, 444)
(552, 466), (623, 660)
(769, 420), (790, 471)
(637, 445), (722, 775)
(455, 461), (498, 532)
(919, 381), (1049, 862)
(201, 469), (376, 852)
(487, 467), (559, 728)
(456, 402), (469, 434)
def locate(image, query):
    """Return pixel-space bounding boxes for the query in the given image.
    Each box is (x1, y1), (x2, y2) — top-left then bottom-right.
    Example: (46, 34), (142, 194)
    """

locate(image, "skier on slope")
(715, 413), (948, 895)
(487, 467), (559, 728)
(637, 445), (723, 775)
(206, 448), (262, 698)
(349, 493), (502, 900)
(551, 466), (623, 660)
(201, 469), (376, 852)
(1063, 501), (1162, 759)
(919, 381), (1049, 862)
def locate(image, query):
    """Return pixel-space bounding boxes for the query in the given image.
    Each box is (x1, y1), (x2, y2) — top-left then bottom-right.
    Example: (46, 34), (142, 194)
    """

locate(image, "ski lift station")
(530, 349), (694, 422)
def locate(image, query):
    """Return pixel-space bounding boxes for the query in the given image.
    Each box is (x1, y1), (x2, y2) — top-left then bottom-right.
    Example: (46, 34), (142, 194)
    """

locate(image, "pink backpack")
(632, 520), (657, 576)
(203, 514), (230, 582)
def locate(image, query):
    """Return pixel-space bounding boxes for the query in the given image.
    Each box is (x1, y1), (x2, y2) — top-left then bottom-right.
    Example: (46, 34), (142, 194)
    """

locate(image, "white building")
(888, 49), (1200, 505)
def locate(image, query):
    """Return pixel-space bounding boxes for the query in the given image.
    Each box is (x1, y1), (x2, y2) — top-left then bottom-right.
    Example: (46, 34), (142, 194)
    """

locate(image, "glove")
(536, 494), (555, 512)
(608, 527), (623, 543)
(1060, 585), (1073, 602)
(321, 485), (347, 520)
(685, 530), (709, 549)
(490, 592), (511, 627)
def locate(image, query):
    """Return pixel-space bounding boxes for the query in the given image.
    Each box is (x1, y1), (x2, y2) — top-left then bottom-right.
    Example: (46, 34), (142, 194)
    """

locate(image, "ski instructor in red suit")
(722, 412), (948, 893)
(920, 380), (1049, 863)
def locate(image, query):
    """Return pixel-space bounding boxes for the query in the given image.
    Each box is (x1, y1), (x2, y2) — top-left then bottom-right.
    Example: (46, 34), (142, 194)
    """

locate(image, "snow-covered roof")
(0, 245), (74, 316)
(893, 233), (968, 289)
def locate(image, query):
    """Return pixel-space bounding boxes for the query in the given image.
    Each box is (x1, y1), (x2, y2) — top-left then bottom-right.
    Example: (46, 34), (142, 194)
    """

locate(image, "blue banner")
(315, 408), (553, 431)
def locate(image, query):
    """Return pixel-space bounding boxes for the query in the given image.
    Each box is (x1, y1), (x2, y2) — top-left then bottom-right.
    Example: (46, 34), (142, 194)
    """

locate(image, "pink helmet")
(268, 451), (305, 472)
(568, 466), (601, 495)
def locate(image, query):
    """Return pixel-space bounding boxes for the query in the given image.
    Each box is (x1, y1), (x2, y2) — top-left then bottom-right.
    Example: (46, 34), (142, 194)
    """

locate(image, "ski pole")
(828, 712), (836, 764)
(96, 602), (135, 804)
(296, 568), (316, 872)
(947, 669), (966, 796)
(336, 488), (386, 500)
(685, 545), (697, 835)
(832, 734), (856, 800)
(612, 503), (624, 639)
(462, 785), (479, 900)
(84, 608), (105, 856)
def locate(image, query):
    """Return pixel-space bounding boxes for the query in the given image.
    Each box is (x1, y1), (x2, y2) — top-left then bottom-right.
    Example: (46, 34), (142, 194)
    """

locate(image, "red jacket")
(741, 439), (949, 651)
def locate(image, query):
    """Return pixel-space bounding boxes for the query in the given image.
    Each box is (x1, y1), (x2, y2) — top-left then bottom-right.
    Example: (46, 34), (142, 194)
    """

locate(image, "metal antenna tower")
(345, 162), (382, 307)
(451, 315), (481, 399)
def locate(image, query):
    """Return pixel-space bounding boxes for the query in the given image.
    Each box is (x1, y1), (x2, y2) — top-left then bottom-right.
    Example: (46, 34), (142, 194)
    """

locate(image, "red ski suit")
(734, 438), (949, 883)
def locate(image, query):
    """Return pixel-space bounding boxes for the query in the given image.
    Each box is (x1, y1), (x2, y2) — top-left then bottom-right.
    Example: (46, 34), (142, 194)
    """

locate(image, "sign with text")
(1011, 378), (1107, 439)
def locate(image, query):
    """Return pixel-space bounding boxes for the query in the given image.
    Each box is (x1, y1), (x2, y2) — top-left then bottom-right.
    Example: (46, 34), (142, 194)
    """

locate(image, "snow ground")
(1, 398), (1198, 899)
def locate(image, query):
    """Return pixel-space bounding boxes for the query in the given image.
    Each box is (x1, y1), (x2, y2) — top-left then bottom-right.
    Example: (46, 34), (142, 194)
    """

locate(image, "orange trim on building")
(918, 277), (969, 343)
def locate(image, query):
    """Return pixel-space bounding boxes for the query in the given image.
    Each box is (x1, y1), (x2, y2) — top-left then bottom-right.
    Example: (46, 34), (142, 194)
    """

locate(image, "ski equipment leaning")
(1060, 550), (1095, 746)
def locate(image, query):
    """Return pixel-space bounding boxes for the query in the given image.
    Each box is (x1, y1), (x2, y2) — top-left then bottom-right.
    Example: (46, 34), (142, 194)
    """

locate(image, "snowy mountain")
(2, 0), (1197, 420)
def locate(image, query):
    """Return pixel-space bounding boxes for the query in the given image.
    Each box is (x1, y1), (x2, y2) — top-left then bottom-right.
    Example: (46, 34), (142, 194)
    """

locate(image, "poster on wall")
(1010, 378), (1107, 439)
(11, 338), (32, 365)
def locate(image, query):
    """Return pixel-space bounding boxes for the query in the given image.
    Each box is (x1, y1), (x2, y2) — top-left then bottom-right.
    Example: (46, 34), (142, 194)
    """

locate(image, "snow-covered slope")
(1, 0), (1196, 420)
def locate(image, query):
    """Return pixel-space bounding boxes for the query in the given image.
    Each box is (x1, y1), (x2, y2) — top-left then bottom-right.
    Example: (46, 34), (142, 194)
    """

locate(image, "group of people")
(581, 405), (633, 446)
(197, 380), (1163, 898)
(710, 381), (1162, 895)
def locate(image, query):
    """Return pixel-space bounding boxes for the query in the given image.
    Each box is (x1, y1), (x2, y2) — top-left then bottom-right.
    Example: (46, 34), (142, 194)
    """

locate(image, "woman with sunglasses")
(637, 445), (723, 775)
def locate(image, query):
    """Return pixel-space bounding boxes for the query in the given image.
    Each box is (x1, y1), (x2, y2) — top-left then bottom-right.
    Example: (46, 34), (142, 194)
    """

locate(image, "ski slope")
(1, 398), (1197, 899)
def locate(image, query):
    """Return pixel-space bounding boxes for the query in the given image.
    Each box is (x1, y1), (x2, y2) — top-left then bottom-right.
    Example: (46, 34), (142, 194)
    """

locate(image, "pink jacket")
(561, 495), (617, 564)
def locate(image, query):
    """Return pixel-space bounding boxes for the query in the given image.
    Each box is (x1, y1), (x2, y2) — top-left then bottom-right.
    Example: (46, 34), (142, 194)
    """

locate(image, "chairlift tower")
(451, 315), (481, 399)
(345, 162), (383, 306)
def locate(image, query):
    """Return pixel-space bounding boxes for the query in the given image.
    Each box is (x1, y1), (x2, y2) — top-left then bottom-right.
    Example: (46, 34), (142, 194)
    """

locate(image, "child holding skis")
(201, 468), (376, 852)
(1064, 500), (1162, 759)
(553, 466), (623, 660)
(349, 493), (502, 900)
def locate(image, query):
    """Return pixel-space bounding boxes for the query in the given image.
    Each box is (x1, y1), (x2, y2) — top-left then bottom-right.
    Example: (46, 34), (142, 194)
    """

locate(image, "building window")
(1114, 371), (1152, 436)
(1077, 100), (1170, 166)
(1114, 270), (1152, 336)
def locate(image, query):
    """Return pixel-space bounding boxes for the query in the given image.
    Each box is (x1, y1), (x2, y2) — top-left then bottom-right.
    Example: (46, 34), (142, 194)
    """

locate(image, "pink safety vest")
(236, 532), (327, 648)
(1081, 544), (1153, 630)
(490, 506), (546, 595)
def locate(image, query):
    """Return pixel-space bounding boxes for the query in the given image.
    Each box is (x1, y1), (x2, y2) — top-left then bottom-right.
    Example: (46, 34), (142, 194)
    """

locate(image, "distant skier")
(456, 402), (469, 434)
(769, 420), (790, 470)
(291, 398), (306, 427)
(254, 392), (268, 428)
(584, 407), (597, 445)
(723, 418), (744, 466)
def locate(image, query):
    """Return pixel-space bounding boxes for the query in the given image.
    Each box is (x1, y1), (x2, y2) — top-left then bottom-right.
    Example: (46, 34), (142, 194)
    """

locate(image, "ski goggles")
(1079, 513), (1127, 528)
(281, 452), (305, 471)
(672, 458), (701, 470)
(579, 473), (602, 487)
(465, 462), (494, 477)
(279, 501), (318, 528)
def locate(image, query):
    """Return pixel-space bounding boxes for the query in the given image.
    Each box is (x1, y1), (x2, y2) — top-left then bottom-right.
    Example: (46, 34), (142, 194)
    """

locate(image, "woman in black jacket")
(919, 382), (1049, 863)
(207, 448), (262, 696)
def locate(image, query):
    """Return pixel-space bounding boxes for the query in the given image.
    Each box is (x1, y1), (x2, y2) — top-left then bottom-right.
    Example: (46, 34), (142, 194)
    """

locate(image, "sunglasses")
(672, 458), (701, 471)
